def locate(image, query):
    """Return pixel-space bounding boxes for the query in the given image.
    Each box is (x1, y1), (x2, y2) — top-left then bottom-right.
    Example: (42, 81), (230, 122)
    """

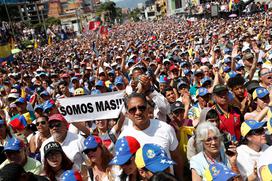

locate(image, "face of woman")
(86, 146), (102, 164)
(247, 128), (267, 147)
(203, 130), (220, 155)
(95, 120), (108, 130)
(46, 151), (62, 169)
(35, 117), (49, 133)
(121, 157), (137, 175)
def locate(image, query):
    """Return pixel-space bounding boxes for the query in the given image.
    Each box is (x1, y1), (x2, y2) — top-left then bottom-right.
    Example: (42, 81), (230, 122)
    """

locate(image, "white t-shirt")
(40, 131), (85, 168)
(237, 144), (269, 180)
(257, 146), (272, 179)
(119, 119), (178, 156)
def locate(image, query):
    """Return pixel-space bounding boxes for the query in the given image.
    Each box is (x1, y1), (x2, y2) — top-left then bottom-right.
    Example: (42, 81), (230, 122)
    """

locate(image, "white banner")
(57, 91), (125, 123)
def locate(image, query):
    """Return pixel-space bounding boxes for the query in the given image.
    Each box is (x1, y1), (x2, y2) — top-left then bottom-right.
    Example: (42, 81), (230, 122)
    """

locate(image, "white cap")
(242, 46), (251, 52)
(98, 67), (104, 74)
(163, 59), (170, 64)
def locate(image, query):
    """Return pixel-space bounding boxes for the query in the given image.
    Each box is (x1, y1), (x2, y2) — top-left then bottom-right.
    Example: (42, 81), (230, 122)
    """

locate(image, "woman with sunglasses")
(236, 120), (269, 181)
(43, 141), (74, 181)
(29, 116), (51, 161)
(83, 135), (120, 181)
(190, 122), (242, 181)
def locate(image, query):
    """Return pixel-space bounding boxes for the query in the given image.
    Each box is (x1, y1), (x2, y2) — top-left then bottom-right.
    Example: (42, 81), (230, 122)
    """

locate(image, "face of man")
(214, 91), (229, 106)
(127, 97), (149, 130)
(49, 120), (67, 141)
(165, 90), (176, 103)
(260, 68), (272, 87)
(198, 94), (211, 108)
(5, 149), (27, 166)
(232, 85), (245, 100)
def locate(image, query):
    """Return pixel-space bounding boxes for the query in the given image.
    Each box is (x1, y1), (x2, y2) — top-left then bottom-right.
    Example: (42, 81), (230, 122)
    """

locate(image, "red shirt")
(214, 104), (243, 141)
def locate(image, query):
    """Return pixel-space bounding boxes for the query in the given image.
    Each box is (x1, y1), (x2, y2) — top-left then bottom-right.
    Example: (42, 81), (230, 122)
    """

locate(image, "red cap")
(61, 73), (69, 78)
(169, 65), (178, 71)
(49, 114), (67, 123)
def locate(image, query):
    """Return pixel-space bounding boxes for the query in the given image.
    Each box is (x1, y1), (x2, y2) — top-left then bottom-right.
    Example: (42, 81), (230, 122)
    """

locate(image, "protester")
(0, 137), (42, 174)
(43, 142), (74, 181)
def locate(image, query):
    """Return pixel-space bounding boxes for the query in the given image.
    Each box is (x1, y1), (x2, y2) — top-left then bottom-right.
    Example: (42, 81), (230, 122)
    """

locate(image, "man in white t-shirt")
(40, 114), (85, 168)
(119, 93), (184, 180)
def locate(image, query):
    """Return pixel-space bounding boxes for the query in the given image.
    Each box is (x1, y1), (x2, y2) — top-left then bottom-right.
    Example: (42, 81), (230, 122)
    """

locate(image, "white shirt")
(40, 131), (85, 168)
(257, 146), (272, 179)
(237, 144), (269, 180)
(119, 119), (178, 156)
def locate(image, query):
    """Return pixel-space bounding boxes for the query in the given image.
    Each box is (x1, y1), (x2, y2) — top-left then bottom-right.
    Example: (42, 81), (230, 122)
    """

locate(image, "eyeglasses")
(128, 105), (147, 114)
(84, 147), (98, 154)
(36, 121), (46, 127)
(249, 128), (265, 136)
(204, 136), (219, 143)
(49, 122), (62, 129)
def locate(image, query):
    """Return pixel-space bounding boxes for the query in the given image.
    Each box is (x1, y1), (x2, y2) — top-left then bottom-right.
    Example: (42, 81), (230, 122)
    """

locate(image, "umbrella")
(11, 48), (22, 54)
(229, 14), (237, 18)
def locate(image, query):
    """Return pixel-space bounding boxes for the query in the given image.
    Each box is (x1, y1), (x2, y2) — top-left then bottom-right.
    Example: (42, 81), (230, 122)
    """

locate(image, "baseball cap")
(91, 89), (101, 95)
(40, 91), (49, 97)
(244, 80), (260, 94)
(43, 99), (55, 113)
(95, 80), (105, 87)
(235, 63), (244, 70)
(177, 81), (189, 89)
(240, 120), (266, 137)
(74, 88), (85, 96)
(135, 144), (175, 173)
(159, 75), (168, 84)
(184, 69), (192, 75)
(171, 101), (185, 113)
(214, 46), (220, 51)
(260, 164), (272, 180)
(169, 65), (178, 72)
(4, 137), (25, 152)
(60, 170), (83, 181)
(163, 59), (170, 64)
(114, 76), (124, 86)
(7, 93), (19, 99)
(203, 162), (237, 181)
(71, 77), (79, 83)
(252, 87), (269, 100)
(213, 84), (228, 94)
(201, 77), (212, 86)
(194, 69), (204, 76)
(44, 142), (63, 157)
(108, 70), (115, 76)
(242, 46), (251, 52)
(48, 114), (67, 123)
(109, 136), (140, 165)
(0, 119), (5, 125)
(223, 57), (231, 64)
(83, 135), (102, 153)
(14, 97), (25, 104)
(243, 53), (254, 60)
(196, 87), (210, 97)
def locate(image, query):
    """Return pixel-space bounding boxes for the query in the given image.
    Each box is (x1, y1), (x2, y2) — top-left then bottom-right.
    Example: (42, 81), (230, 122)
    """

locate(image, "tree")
(96, 1), (118, 23)
(129, 8), (141, 22)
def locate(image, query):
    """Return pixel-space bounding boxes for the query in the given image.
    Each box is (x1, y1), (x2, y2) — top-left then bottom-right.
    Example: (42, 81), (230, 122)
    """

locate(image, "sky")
(112, 0), (146, 8)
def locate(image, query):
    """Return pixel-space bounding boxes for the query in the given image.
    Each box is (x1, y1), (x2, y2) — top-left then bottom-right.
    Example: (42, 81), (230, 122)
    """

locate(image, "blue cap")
(252, 87), (269, 100)
(224, 57), (231, 64)
(235, 63), (244, 70)
(226, 71), (238, 79)
(40, 91), (49, 97)
(114, 76), (124, 86)
(127, 59), (134, 64)
(95, 80), (105, 87)
(91, 89), (101, 95)
(201, 77), (212, 86)
(108, 70), (115, 76)
(159, 75), (168, 84)
(177, 81), (188, 89)
(4, 137), (25, 152)
(83, 135), (102, 152)
(135, 144), (175, 173)
(184, 69), (192, 75)
(34, 104), (44, 111)
(224, 48), (232, 54)
(14, 97), (25, 104)
(60, 170), (82, 181)
(223, 66), (231, 73)
(241, 119), (266, 137)
(0, 119), (5, 125)
(180, 61), (189, 67)
(193, 58), (201, 64)
(43, 100), (55, 112)
(196, 87), (210, 97)
(109, 136), (140, 165)
(204, 162), (237, 181)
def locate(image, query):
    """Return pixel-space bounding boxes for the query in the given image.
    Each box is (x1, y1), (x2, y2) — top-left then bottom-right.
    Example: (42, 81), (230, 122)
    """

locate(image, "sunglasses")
(128, 105), (147, 114)
(84, 147), (98, 154)
(49, 122), (62, 129)
(36, 121), (46, 127)
(249, 128), (265, 136)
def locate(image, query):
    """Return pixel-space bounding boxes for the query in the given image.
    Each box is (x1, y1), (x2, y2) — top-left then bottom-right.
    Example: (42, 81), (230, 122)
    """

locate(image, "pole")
(3, 0), (15, 35)
(40, 3), (47, 39)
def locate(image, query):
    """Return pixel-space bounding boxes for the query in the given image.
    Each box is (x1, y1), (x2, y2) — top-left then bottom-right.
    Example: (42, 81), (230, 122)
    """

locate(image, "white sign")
(58, 91), (125, 123)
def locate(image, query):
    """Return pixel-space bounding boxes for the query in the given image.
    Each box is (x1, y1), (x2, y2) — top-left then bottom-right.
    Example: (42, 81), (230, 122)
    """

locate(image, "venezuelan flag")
(20, 111), (36, 125)
(9, 114), (27, 131)
(0, 43), (13, 63)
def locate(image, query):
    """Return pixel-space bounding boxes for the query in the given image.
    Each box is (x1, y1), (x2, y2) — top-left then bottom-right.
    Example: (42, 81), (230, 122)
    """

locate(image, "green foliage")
(33, 17), (61, 30)
(96, 1), (119, 23)
(129, 8), (141, 22)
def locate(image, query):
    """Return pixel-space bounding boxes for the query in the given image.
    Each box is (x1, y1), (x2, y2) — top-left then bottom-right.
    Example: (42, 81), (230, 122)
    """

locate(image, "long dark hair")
(43, 150), (73, 181)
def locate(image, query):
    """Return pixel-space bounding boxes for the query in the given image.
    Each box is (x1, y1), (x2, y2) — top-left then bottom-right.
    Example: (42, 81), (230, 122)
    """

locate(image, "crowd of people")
(0, 9), (272, 181)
